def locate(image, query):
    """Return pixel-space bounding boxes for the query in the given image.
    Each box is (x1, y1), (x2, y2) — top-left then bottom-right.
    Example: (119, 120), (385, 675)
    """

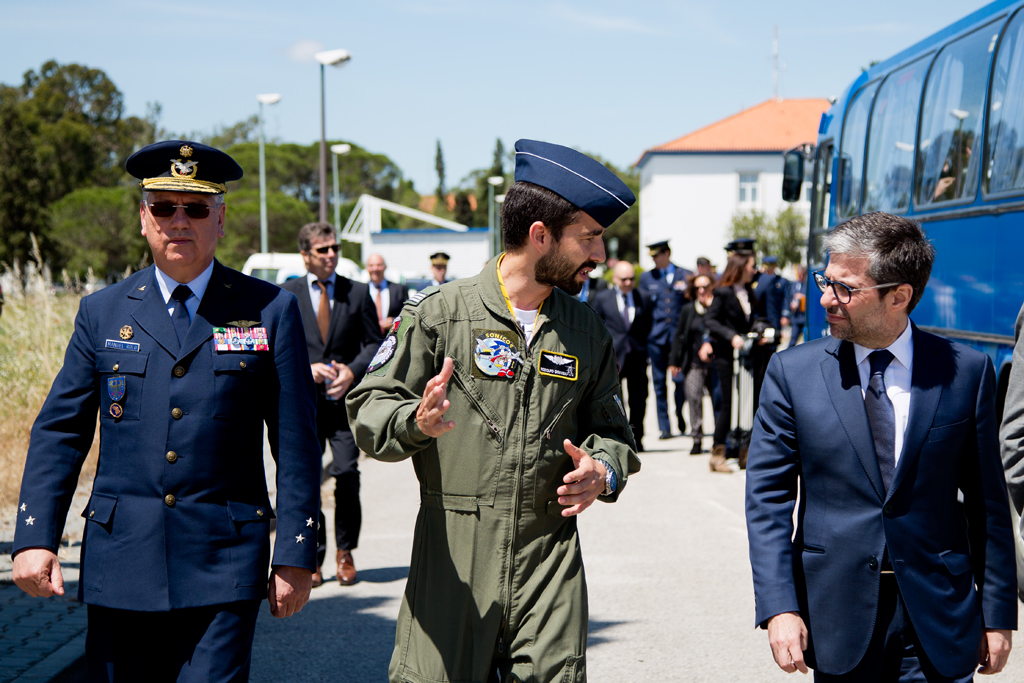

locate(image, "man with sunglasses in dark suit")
(281, 223), (382, 587)
(746, 213), (1016, 681)
(12, 140), (322, 680)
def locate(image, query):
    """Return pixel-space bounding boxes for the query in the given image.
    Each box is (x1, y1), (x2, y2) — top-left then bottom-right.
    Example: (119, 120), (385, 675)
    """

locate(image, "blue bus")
(783, 0), (1024, 414)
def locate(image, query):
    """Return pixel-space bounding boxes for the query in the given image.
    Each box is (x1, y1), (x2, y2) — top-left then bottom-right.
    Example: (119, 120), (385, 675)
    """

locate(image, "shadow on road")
(587, 618), (627, 647)
(357, 566), (409, 583)
(250, 594), (398, 682)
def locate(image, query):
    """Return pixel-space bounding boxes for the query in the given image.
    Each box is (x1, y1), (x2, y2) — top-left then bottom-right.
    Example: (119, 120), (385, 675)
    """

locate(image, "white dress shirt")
(306, 272), (336, 312)
(615, 288), (636, 324)
(154, 261), (214, 322)
(369, 280), (391, 318)
(853, 322), (914, 464)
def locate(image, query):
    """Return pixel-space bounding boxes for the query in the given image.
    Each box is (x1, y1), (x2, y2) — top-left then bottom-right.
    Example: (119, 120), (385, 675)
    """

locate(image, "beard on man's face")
(534, 245), (597, 295)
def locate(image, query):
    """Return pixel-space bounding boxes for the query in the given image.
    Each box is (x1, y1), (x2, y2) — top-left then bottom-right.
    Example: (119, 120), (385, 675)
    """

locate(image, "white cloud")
(287, 39), (325, 64)
(547, 4), (664, 36)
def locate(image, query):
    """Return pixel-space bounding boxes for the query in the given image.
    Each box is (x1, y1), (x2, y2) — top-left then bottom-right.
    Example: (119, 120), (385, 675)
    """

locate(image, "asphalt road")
(249, 392), (1024, 682)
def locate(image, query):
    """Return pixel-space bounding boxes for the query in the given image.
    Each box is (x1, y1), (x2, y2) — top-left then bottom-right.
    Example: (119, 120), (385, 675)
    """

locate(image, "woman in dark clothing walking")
(703, 252), (758, 472)
(668, 274), (716, 455)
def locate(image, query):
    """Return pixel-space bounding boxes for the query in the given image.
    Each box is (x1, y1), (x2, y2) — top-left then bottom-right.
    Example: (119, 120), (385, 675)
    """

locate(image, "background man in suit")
(429, 252), (450, 286)
(746, 212), (1016, 681)
(592, 261), (652, 449)
(366, 253), (409, 335)
(640, 241), (692, 440)
(281, 223), (382, 586)
(12, 140), (321, 680)
(576, 272), (607, 304)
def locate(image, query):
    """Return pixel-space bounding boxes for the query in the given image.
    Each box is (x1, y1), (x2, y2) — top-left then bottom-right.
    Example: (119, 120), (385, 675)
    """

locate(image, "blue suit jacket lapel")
(129, 268), (180, 358)
(821, 338), (887, 501)
(888, 324), (943, 500)
(180, 261), (237, 360)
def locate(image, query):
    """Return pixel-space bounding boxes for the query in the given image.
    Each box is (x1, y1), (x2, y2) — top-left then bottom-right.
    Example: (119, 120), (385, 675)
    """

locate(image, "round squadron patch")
(367, 316), (403, 374)
(473, 331), (521, 379)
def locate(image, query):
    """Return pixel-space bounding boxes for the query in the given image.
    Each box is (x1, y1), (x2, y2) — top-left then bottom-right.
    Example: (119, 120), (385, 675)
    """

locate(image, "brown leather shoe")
(337, 550), (357, 585)
(709, 445), (732, 473)
(738, 446), (749, 470)
(311, 569), (324, 588)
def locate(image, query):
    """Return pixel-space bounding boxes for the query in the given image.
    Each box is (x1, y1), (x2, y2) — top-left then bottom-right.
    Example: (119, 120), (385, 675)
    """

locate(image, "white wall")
(637, 152), (810, 271)
(367, 227), (493, 282)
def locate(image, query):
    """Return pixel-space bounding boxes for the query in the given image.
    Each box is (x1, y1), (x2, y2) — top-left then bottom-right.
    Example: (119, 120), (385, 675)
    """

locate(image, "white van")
(241, 253), (363, 285)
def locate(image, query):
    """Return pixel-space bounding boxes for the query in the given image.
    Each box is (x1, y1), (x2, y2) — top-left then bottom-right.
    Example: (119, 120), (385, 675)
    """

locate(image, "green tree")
(728, 207), (807, 268)
(49, 186), (147, 280)
(435, 140), (446, 204)
(0, 90), (47, 266)
(219, 189), (317, 270)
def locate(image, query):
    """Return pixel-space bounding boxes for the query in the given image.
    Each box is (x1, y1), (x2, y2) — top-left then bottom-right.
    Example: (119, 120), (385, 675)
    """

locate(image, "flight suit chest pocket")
(212, 352), (264, 417)
(96, 351), (148, 421)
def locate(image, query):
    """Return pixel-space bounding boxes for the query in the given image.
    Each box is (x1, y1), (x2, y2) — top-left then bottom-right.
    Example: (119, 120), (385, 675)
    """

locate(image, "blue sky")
(1, 0), (990, 193)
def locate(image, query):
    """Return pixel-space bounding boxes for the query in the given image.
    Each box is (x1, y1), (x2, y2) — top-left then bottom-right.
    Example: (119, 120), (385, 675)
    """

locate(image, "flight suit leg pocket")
(80, 492), (118, 592)
(561, 654), (586, 683)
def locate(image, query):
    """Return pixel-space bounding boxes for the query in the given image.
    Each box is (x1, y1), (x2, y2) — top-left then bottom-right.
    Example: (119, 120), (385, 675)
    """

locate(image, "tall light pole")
(315, 48), (352, 223)
(256, 93), (281, 254)
(487, 176), (504, 257)
(331, 143), (351, 233)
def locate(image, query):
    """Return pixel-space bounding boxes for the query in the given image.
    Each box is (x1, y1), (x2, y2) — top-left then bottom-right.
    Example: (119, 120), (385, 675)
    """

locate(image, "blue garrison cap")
(514, 139), (635, 228)
(126, 140), (243, 195)
(762, 255), (778, 264)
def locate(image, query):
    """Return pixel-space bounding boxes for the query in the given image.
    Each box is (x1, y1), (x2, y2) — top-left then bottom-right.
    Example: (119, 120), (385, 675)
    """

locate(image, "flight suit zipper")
(449, 373), (502, 442)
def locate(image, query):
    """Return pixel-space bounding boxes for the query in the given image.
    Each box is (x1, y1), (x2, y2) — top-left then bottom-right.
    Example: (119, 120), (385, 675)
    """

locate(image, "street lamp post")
(315, 48), (352, 223)
(331, 143), (352, 233)
(256, 93), (281, 254)
(487, 176), (504, 258)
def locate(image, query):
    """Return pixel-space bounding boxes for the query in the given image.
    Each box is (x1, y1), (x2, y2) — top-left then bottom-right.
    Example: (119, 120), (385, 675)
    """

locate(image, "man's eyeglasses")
(147, 202), (214, 219)
(311, 244), (341, 255)
(813, 271), (901, 304)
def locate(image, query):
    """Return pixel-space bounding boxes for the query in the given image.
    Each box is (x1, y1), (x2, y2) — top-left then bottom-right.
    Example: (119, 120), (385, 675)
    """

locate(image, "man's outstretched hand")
(557, 440), (607, 516)
(417, 357), (456, 438)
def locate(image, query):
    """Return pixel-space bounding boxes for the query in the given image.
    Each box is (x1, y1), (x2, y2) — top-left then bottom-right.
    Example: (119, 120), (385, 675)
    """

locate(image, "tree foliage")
(729, 206), (807, 268)
(219, 190), (317, 270)
(49, 186), (148, 279)
(435, 139), (446, 202)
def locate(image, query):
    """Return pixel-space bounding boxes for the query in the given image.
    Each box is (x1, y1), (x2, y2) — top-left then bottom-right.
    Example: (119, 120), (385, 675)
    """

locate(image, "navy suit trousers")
(648, 341), (685, 434)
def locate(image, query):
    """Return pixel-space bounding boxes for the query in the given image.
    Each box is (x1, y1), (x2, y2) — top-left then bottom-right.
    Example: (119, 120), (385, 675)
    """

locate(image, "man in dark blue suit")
(12, 141), (322, 681)
(746, 212), (1017, 681)
(639, 241), (692, 439)
(591, 261), (652, 449)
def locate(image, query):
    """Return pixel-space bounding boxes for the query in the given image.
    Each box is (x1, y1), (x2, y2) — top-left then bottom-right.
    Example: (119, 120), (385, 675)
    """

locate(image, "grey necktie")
(171, 285), (193, 346)
(865, 350), (896, 493)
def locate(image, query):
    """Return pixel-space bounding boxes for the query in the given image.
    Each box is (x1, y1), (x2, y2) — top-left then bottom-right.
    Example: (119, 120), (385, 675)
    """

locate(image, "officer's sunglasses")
(147, 202), (214, 219)
(311, 244), (341, 255)
(813, 271), (900, 305)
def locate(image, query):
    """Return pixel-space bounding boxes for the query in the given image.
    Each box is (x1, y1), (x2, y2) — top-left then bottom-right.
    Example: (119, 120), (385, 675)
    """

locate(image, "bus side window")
(916, 23), (998, 207)
(986, 10), (1024, 195)
(864, 58), (929, 214)
(836, 82), (879, 219)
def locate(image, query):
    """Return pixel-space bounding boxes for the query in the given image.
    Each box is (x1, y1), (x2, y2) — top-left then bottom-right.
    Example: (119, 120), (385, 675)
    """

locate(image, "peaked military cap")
(126, 140), (243, 195)
(647, 240), (671, 257)
(430, 252), (450, 266)
(726, 238), (756, 254)
(762, 255), (778, 264)
(513, 139), (635, 228)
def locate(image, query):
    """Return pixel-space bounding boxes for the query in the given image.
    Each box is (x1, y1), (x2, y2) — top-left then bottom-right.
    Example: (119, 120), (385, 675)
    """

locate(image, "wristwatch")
(594, 459), (617, 497)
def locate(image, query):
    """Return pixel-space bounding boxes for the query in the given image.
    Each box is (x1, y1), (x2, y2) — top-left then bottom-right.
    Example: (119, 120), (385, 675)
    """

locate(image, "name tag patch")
(538, 350), (578, 381)
(473, 330), (521, 379)
(105, 339), (140, 352)
(214, 327), (269, 351)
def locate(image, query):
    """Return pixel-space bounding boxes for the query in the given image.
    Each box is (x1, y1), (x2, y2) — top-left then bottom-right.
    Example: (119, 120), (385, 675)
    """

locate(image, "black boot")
(690, 438), (702, 455)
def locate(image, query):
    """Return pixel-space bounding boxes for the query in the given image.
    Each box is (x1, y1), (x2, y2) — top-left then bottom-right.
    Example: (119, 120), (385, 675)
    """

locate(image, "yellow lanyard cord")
(496, 253), (542, 334)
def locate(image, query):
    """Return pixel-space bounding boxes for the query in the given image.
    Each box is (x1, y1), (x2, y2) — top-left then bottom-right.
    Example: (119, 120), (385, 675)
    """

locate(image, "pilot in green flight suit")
(346, 139), (641, 683)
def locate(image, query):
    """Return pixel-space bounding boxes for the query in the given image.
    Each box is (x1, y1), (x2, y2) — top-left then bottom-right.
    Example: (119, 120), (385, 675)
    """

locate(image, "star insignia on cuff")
(306, 517), (315, 528)
(25, 516), (35, 525)
(295, 534), (305, 544)
(20, 503), (26, 512)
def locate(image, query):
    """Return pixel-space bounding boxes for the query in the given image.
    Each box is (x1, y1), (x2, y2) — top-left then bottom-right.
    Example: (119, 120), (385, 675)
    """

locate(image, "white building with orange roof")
(636, 98), (830, 271)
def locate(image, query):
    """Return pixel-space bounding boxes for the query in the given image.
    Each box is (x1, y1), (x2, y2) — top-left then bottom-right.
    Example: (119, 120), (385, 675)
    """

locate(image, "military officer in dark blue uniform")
(640, 240), (692, 440)
(751, 255), (789, 412)
(12, 140), (322, 681)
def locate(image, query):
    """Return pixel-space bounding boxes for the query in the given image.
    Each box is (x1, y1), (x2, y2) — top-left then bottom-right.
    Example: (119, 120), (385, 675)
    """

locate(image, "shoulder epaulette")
(405, 287), (440, 307)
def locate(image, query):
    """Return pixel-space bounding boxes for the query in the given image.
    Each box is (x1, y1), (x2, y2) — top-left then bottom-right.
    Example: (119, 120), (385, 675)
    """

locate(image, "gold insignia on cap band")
(180, 145), (193, 158)
(140, 177), (227, 194)
(171, 159), (198, 179)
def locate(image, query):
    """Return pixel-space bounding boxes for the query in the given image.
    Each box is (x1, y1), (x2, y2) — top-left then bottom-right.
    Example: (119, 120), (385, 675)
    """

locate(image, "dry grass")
(0, 269), (98, 510)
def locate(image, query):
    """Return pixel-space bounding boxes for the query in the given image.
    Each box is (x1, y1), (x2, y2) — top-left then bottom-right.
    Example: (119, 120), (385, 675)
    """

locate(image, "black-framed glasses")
(311, 244), (341, 255)
(813, 271), (901, 304)
(147, 202), (213, 219)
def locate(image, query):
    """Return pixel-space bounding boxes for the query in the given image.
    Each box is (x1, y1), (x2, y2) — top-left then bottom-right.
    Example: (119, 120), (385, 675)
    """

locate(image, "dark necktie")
(171, 285), (193, 346)
(865, 350), (896, 493)
(316, 280), (330, 343)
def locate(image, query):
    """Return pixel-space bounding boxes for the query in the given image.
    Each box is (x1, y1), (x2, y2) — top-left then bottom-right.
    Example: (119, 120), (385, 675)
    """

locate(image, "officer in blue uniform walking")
(12, 140), (322, 681)
(751, 255), (788, 413)
(640, 240), (693, 440)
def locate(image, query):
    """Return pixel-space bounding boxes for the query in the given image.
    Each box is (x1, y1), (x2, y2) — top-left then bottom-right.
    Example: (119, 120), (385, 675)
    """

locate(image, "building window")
(739, 173), (759, 204)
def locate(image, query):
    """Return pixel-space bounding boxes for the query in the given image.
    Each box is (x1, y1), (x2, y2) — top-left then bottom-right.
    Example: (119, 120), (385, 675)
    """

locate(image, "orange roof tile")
(638, 98), (831, 165)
